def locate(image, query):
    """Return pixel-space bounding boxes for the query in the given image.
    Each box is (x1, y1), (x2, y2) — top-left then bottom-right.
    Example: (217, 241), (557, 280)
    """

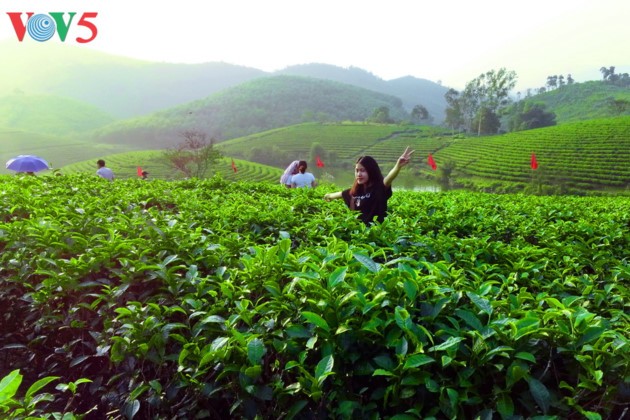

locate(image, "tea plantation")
(0, 175), (628, 419)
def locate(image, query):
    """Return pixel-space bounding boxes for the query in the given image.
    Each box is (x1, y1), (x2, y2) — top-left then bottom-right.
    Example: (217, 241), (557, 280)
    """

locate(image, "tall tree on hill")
(163, 130), (222, 178)
(411, 104), (430, 123)
(459, 68), (517, 135)
(368, 106), (393, 123)
(444, 88), (465, 133)
(505, 102), (557, 131)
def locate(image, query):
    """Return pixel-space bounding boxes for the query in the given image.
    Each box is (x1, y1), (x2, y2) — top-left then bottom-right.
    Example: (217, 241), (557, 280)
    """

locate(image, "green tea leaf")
(496, 393), (514, 418)
(403, 279), (418, 301)
(403, 354), (435, 369)
(285, 400), (308, 420)
(25, 375), (59, 400)
(515, 352), (536, 363)
(513, 314), (540, 340)
(0, 369), (22, 402)
(353, 252), (381, 272)
(466, 292), (493, 316)
(328, 266), (348, 289)
(577, 326), (605, 347)
(247, 338), (265, 365)
(428, 336), (464, 352)
(123, 399), (141, 419)
(528, 377), (550, 414)
(372, 369), (396, 377)
(315, 355), (334, 386)
(302, 311), (330, 332)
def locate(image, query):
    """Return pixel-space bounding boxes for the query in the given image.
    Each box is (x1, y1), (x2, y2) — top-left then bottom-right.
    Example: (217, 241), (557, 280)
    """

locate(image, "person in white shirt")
(290, 160), (316, 188)
(96, 159), (114, 181)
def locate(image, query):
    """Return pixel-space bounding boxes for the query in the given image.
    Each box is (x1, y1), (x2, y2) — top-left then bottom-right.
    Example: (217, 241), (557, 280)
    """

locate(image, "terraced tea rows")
(62, 151), (282, 182)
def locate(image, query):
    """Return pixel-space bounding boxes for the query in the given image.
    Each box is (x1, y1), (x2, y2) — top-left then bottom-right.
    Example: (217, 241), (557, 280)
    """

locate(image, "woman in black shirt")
(324, 147), (413, 224)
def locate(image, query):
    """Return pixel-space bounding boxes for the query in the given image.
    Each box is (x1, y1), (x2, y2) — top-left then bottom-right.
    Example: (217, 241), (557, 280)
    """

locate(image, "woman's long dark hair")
(297, 160), (308, 174)
(349, 156), (384, 202)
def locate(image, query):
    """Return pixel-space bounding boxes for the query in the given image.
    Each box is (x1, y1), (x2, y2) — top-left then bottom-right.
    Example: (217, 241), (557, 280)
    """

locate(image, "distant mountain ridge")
(277, 64), (448, 121)
(0, 41), (266, 118)
(0, 41), (448, 120)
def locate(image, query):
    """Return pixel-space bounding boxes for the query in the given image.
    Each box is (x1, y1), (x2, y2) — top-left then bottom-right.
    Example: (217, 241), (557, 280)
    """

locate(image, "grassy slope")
(0, 93), (115, 135)
(525, 81), (630, 123)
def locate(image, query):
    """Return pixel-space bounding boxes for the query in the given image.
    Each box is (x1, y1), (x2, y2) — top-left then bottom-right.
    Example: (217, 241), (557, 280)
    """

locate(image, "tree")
(506, 102), (556, 132)
(411, 104), (430, 123)
(461, 68), (517, 135)
(444, 88), (465, 132)
(473, 106), (501, 135)
(368, 106), (393, 123)
(163, 130), (222, 178)
(600, 66), (615, 81)
(607, 97), (630, 115)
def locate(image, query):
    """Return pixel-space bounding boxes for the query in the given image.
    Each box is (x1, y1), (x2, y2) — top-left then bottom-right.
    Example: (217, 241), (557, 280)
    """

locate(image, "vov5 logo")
(7, 12), (98, 43)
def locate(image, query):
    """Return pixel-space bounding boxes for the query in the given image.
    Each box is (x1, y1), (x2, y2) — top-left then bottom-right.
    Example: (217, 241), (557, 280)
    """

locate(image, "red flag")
(231, 159), (238, 173)
(316, 156), (325, 168)
(137, 166), (143, 177)
(530, 153), (538, 170)
(427, 154), (437, 171)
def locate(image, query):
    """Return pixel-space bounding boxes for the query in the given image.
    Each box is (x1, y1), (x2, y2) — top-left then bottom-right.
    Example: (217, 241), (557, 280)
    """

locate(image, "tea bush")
(0, 174), (628, 419)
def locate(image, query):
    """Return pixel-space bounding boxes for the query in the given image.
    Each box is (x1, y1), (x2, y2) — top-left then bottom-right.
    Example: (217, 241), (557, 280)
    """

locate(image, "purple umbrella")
(6, 155), (50, 172)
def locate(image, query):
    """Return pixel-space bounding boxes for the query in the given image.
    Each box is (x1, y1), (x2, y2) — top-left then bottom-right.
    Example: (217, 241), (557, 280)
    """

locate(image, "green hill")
(520, 81), (630, 123)
(0, 92), (115, 135)
(88, 76), (412, 149)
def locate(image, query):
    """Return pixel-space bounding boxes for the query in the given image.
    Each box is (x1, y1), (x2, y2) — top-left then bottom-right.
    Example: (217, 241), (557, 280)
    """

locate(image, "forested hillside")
(88, 76), (411, 149)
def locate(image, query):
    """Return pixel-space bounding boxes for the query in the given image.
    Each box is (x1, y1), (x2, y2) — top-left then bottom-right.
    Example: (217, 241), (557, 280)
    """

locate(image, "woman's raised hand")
(397, 146), (414, 167)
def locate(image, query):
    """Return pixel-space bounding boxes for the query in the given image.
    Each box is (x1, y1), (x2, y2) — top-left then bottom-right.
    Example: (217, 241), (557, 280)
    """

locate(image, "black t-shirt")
(342, 184), (393, 225)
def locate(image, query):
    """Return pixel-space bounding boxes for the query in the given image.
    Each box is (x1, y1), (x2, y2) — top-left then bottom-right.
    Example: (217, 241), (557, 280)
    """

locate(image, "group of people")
(280, 160), (317, 189)
(281, 147), (414, 225)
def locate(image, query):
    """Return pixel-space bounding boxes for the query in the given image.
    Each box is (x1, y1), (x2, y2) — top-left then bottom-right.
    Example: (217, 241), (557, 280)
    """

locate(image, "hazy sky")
(2, 0), (629, 91)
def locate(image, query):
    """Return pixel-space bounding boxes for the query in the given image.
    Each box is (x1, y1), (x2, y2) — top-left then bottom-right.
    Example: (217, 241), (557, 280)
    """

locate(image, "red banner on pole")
(427, 154), (437, 171)
(531, 153), (538, 170)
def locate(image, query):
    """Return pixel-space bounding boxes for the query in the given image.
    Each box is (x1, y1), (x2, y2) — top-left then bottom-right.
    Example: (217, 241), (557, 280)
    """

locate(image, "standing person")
(280, 160), (300, 188)
(291, 160), (317, 188)
(324, 147), (414, 225)
(96, 159), (115, 181)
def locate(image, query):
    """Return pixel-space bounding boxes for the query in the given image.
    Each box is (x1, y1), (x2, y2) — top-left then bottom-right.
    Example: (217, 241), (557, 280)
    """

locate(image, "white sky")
(2, 0), (629, 91)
